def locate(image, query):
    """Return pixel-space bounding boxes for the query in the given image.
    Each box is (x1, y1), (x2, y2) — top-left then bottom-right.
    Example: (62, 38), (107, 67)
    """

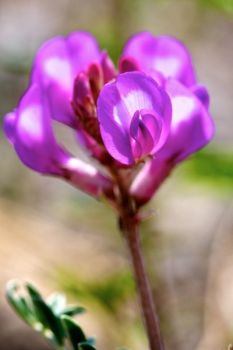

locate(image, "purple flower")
(109, 31), (214, 204)
(3, 30), (214, 203)
(120, 31), (196, 87)
(130, 79), (214, 205)
(3, 32), (115, 198)
(4, 83), (113, 197)
(29, 31), (115, 162)
(97, 72), (172, 165)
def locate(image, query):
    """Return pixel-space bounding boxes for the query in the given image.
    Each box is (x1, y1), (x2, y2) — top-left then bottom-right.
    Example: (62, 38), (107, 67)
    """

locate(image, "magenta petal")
(4, 84), (113, 197)
(130, 110), (162, 159)
(130, 111), (154, 159)
(122, 32), (196, 87)
(140, 112), (162, 151)
(4, 84), (64, 174)
(4, 112), (16, 144)
(66, 32), (100, 75)
(32, 37), (72, 89)
(161, 79), (214, 161)
(31, 32), (101, 127)
(97, 82), (134, 164)
(191, 84), (210, 109)
(31, 37), (73, 126)
(97, 71), (171, 164)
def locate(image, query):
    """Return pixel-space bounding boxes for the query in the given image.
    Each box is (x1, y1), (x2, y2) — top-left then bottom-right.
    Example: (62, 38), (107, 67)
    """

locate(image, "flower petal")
(191, 84), (210, 109)
(122, 32), (196, 86)
(97, 71), (171, 165)
(3, 84), (113, 199)
(161, 78), (214, 161)
(4, 83), (63, 174)
(31, 32), (101, 127)
(97, 82), (134, 164)
(130, 110), (162, 159)
(31, 37), (73, 125)
(66, 32), (101, 75)
(4, 112), (17, 144)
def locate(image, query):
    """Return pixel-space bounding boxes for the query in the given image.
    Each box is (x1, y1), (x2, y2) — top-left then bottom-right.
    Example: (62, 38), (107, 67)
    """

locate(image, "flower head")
(3, 32), (114, 198)
(3, 30), (214, 204)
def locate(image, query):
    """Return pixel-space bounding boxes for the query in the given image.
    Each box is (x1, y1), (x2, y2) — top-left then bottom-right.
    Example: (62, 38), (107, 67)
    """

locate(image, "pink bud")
(72, 72), (103, 144)
(72, 72), (94, 116)
(101, 51), (116, 83)
(119, 56), (139, 73)
(88, 63), (103, 101)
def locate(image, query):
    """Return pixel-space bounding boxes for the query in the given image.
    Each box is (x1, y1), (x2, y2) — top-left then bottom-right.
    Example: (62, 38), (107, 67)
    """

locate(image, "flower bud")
(72, 72), (102, 144)
(88, 63), (104, 102)
(101, 52), (116, 83)
(119, 56), (139, 73)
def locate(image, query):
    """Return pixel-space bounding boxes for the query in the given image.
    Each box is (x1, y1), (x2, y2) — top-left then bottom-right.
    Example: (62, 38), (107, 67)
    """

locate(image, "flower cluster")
(4, 31), (214, 205)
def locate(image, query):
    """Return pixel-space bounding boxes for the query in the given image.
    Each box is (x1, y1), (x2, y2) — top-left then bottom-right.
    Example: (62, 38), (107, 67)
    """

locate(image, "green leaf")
(46, 293), (86, 317)
(78, 342), (96, 350)
(85, 338), (96, 346)
(61, 305), (86, 317)
(47, 293), (66, 315)
(78, 338), (97, 349)
(26, 283), (65, 346)
(6, 280), (35, 325)
(62, 315), (86, 350)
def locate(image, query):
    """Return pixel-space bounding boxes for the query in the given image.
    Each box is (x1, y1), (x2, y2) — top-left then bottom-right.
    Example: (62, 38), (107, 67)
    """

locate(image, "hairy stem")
(121, 216), (164, 350)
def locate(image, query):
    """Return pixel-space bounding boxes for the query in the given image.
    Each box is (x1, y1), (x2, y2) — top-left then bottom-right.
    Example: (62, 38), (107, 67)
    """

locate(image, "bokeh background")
(0, 0), (233, 349)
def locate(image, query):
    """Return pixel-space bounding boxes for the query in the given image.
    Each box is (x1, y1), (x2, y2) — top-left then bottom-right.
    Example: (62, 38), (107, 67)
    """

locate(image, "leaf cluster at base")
(6, 280), (96, 350)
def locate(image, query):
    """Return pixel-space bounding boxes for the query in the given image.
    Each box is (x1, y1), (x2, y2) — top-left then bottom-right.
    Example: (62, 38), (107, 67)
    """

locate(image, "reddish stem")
(121, 215), (164, 350)
(111, 166), (164, 350)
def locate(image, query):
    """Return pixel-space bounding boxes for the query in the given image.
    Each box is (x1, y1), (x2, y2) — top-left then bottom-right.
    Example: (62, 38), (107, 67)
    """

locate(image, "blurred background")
(0, 0), (233, 349)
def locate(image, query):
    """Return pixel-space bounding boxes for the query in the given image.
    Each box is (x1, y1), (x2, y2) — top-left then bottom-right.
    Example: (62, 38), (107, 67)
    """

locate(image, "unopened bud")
(72, 72), (94, 116)
(101, 51), (116, 83)
(119, 56), (139, 73)
(72, 72), (102, 143)
(88, 63), (103, 102)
